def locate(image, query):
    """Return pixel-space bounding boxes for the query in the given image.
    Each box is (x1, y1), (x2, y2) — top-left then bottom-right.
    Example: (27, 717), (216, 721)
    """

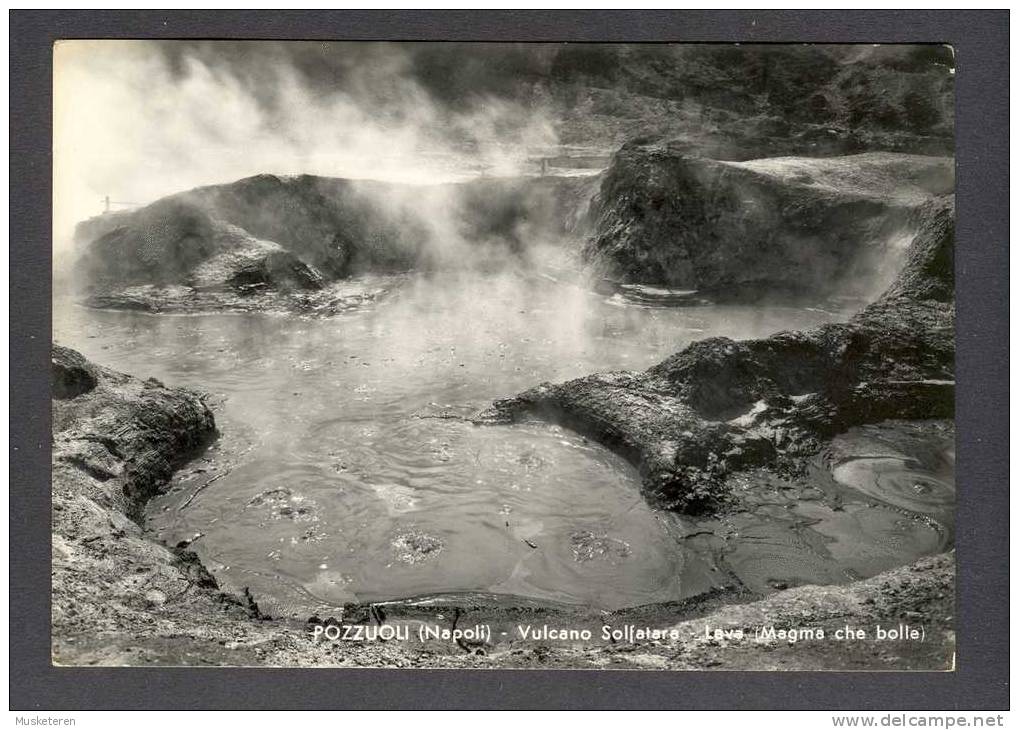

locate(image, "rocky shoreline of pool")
(51, 344), (954, 669)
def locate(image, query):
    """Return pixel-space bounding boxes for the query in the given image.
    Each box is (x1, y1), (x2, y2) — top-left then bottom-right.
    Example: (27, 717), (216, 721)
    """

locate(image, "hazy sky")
(53, 40), (558, 252)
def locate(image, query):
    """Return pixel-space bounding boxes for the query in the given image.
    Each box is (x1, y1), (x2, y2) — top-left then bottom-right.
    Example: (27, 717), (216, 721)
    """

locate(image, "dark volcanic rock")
(174, 174), (422, 278)
(71, 173), (596, 313)
(551, 44), (954, 157)
(226, 249), (325, 293)
(52, 345), (97, 399)
(52, 346), (218, 518)
(480, 196), (955, 512)
(78, 199), (327, 293)
(185, 174), (597, 275)
(583, 148), (953, 299)
(80, 200), (220, 287)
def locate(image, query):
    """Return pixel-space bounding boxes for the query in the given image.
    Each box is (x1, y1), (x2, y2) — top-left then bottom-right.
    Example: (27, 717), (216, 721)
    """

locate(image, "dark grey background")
(10, 10), (1009, 711)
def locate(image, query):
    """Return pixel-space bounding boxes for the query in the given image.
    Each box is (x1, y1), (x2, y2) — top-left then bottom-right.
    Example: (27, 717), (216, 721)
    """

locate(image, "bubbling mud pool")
(53, 271), (954, 617)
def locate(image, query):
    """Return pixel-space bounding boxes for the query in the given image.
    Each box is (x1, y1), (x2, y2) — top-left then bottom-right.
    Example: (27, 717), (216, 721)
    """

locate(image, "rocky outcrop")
(71, 173), (598, 312)
(81, 201), (327, 293)
(51, 343), (230, 663)
(480, 196), (955, 512)
(583, 148), (953, 299)
(52, 345), (97, 400)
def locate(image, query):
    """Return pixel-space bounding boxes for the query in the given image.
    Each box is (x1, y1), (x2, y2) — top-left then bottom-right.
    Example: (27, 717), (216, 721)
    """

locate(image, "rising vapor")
(53, 40), (558, 259)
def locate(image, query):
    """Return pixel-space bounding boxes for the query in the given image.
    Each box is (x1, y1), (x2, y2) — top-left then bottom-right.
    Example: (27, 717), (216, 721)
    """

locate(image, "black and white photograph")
(46, 38), (963, 672)
(5, 4), (1013, 716)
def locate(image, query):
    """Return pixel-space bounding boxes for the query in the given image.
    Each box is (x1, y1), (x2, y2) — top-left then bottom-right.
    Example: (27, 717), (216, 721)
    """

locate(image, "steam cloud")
(53, 41), (559, 258)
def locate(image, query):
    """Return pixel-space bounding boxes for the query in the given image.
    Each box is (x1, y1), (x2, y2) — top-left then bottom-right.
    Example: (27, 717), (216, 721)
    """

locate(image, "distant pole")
(103, 195), (110, 214)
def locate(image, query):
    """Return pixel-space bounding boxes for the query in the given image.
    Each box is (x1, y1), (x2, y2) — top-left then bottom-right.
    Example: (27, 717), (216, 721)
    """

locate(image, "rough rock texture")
(77, 199), (327, 303)
(51, 344), (246, 665)
(52, 345), (97, 400)
(481, 196), (955, 512)
(401, 43), (955, 157)
(457, 551), (955, 671)
(72, 173), (598, 313)
(52, 345), (953, 669)
(584, 148), (953, 298)
(556, 44), (954, 156)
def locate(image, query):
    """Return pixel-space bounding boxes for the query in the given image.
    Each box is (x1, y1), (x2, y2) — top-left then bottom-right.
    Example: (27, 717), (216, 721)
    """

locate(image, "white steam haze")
(53, 40), (559, 260)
